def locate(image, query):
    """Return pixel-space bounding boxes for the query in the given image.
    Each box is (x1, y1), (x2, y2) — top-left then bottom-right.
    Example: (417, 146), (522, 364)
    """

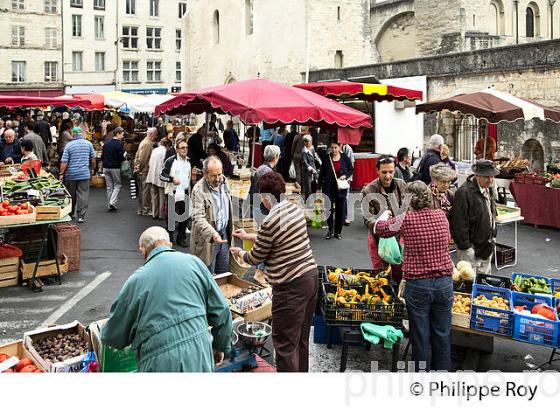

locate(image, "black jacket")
(34, 120), (52, 145)
(318, 152), (353, 198)
(416, 149), (441, 184)
(451, 175), (497, 253)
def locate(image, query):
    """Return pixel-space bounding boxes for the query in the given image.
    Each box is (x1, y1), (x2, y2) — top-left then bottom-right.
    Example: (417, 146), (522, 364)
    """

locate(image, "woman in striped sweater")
(231, 172), (318, 372)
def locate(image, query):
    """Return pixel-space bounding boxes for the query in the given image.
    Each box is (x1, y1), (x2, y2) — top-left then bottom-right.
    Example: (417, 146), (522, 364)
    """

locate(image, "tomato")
(20, 365), (36, 373)
(0, 353), (8, 363)
(16, 210), (27, 215)
(20, 203), (28, 210)
(8, 206), (17, 213)
(1, 201), (9, 208)
(15, 358), (33, 372)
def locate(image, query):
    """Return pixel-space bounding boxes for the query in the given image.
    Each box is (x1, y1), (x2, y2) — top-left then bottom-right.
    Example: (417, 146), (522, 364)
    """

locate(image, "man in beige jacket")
(190, 156), (234, 275)
(134, 127), (156, 215)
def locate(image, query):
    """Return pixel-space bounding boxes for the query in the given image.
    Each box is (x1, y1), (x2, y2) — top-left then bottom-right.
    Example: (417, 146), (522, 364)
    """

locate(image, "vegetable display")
(0, 201), (32, 216)
(33, 333), (88, 363)
(326, 266), (391, 288)
(514, 304), (557, 321)
(452, 294), (471, 315)
(326, 283), (394, 307)
(0, 355), (43, 373)
(473, 295), (510, 316)
(511, 275), (552, 294)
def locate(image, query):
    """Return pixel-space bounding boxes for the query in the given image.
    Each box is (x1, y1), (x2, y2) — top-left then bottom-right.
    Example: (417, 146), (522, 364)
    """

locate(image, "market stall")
(351, 153), (380, 189)
(510, 180), (560, 228)
(0, 163), (74, 292)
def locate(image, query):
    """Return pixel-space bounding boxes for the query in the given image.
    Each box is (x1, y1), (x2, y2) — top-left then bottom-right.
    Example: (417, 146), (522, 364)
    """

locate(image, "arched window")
(334, 51), (343, 68)
(213, 10), (220, 44)
(245, 0), (253, 35)
(526, 7), (535, 37)
(526, 3), (540, 37)
(489, 0), (505, 35)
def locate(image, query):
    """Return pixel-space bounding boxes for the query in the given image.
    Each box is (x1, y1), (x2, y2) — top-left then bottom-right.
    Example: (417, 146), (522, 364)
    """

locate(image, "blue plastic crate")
(511, 272), (552, 295)
(512, 292), (559, 348)
(312, 314), (342, 345)
(550, 278), (560, 295)
(470, 284), (514, 337)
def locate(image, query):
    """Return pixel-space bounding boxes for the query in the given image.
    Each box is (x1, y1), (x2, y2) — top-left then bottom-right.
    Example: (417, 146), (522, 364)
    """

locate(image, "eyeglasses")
(378, 157), (395, 165)
(177, 145), (188, 150)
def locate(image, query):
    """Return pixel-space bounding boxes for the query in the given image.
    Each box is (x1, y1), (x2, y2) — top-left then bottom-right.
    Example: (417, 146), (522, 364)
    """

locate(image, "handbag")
(330, 157), (350, 190)
(121, 160), (132, 179)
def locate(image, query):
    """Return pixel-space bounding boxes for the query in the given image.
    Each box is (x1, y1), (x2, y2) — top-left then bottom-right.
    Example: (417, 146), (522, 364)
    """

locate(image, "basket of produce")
(90, 174), (105, 188)
(512, 292), (559, 347)
(452, 293), (472, 328)
(511, 273), (552, 295)
(322, 282), (404, 327)
(470, 284), (513, 336)
(323, 265), (395, 292)
(452, 260), (475, 293)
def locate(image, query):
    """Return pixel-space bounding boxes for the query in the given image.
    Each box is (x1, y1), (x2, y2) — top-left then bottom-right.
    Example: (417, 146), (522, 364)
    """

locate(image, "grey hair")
(429, 134), (444, 149)
(303, 135), (312, 143)
(147, 127), (157, 137)
(139, 226), (170, 249)
(3, 129), (15, 139)
(408, 181), (433, 210)
(203, 155), (222, 173)
(263, 145), (281, 162)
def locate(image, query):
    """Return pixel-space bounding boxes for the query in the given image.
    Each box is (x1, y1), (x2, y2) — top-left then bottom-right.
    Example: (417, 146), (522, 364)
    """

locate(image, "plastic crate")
(453, 280), (473, 294)
(321, 282), (404, 328)
(55, 223), (80, 272)
(312, 314), (341, 345)
(495, 243), (515, 266)
(317, 265), (326, 281)
(470, 284), (514, 337)
(476, 274), (512, 289)
(512, 292), (559, 348)
(511, 272), (552, 295)
(550, 278), (560, 295)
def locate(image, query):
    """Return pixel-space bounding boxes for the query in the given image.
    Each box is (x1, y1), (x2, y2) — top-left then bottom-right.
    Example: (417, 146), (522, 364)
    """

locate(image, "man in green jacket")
(101, 226), (232, 372)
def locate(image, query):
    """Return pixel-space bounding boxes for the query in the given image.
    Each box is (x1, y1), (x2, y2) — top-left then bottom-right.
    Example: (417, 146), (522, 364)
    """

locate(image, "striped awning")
(293, 81), (423, 102)
(416, 88), (560, 123)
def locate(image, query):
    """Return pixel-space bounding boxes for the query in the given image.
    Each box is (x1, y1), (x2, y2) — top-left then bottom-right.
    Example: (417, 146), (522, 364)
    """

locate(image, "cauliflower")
(452, 268), (461, 282)
(456, 261), (472, 272)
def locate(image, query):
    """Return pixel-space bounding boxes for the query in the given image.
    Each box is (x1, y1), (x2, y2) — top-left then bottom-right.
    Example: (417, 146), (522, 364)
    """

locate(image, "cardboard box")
(214, 272), (272, 321)
(0, 257), (19, 288)
(0, 340), (46, 372)
(24, 321), (91, 373)
(21, 254), (68, 281)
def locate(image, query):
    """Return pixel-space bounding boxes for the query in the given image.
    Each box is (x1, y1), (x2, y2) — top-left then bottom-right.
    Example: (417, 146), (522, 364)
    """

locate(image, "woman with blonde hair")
(440, 143), (456, 170)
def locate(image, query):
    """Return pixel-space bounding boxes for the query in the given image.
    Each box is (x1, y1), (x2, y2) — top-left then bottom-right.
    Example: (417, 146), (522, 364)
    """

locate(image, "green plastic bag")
(378, 237), (403, 265)
(120, 160), (132, 179)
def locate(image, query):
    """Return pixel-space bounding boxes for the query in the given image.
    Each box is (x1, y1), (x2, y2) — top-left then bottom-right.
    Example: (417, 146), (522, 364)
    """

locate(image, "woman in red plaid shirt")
(375, 181), (454, 371)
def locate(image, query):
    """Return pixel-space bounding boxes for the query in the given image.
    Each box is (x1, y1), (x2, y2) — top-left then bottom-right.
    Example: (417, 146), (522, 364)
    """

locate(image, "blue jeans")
(208, 228), (230, 275)
(404, 276), (453, 371)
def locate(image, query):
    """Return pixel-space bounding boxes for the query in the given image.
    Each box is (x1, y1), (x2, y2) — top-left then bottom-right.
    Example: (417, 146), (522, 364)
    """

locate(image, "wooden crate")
(36, 203), (72, 221)
(0, 205), (36, 226)
(0, 257), (19, 288)
(21, 255), (68, 281)
(0, 340), (46, 372)
(452, 292), (471, 328)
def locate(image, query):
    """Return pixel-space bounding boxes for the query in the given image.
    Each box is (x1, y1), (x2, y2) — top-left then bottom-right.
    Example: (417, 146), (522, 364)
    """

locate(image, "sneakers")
(108, 204), (117, 212)
(77, 217), (85, 223)
(325, 231), (333, 240)
(335, 234), (342, 240)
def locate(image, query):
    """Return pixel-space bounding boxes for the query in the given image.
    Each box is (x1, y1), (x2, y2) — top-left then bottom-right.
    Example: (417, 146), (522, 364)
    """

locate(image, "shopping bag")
(378, 237), (403, 265)
(288, 161), (296, 179)
(120, 160), (132, 179)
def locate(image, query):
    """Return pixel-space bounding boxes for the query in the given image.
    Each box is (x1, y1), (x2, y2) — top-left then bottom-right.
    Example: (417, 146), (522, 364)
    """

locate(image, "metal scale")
(215, 321), (272, 373)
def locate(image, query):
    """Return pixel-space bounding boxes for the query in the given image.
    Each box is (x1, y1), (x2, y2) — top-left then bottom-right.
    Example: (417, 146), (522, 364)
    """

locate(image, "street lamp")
(549, 0), (557, 39)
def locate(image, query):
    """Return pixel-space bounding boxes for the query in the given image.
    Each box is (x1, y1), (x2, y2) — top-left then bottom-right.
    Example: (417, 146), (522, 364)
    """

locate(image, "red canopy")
(293, 81), (423, 102)
(72, 94), (105, 110)
(155, 79), (372, 129)
(0, 95), (94, 110)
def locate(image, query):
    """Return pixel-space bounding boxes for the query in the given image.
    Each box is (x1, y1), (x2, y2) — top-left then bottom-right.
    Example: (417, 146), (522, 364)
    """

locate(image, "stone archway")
(374, 12), (417, 62)
(521, 138), (544, 171)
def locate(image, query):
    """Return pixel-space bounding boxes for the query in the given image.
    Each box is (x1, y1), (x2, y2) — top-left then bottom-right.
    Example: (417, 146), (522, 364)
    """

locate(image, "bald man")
(190, 156), (234, 275)
(134, 127), (157, 216)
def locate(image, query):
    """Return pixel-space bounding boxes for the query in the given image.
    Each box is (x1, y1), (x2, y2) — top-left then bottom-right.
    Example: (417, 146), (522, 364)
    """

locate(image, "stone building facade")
(183, 0), (376, 89)
(0, 0), (64, 96)
(309, 40), (560, 166)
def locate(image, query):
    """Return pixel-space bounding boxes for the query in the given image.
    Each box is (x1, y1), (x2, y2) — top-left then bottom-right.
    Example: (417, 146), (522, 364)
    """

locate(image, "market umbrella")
(155, 78), (373, 129)
(415, 88), (560, 123)
(0, 95), (94, 110)
(293, 81), (423, 102)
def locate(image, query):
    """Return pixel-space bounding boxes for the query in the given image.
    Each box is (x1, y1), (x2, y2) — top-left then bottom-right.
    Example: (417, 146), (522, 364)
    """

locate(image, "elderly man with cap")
(416, 134), (444, 184)
(451, 160), (499, 274)
(60, 127), (96, 223)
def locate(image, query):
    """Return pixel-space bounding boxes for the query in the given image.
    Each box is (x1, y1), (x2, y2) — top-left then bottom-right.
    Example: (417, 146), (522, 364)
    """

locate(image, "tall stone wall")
(376, 12), (417, 62)
(414, 0), (462, 56)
